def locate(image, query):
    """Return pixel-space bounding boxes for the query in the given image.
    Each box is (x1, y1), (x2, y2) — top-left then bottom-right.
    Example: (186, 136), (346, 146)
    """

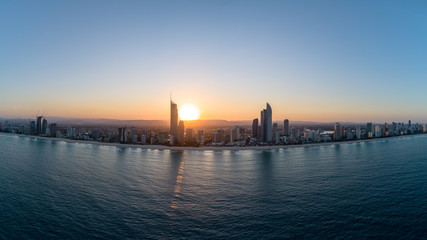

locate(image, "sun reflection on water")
(167, 159), (185, 216)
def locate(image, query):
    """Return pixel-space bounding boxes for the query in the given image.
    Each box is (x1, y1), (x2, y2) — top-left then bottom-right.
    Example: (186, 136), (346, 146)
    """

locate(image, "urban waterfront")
(1, 134), (426, 239)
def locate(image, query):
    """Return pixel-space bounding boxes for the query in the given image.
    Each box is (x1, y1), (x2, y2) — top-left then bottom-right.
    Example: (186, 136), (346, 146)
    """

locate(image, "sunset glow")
(1, 1), (427, 123)
(179, 104), (200, 121)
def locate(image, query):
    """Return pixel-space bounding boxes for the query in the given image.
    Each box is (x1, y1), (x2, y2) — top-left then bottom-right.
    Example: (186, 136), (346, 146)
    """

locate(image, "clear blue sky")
(1, 0), (427, 122)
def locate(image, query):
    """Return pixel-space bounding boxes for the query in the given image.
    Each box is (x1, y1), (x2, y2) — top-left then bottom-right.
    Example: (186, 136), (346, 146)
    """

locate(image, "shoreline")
(1, 132), (425, 151)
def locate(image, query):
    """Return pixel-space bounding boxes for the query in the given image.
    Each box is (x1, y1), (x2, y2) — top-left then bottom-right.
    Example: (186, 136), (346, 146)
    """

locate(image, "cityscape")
(2, 1), (427, 239)
(1, 99), (426, 149)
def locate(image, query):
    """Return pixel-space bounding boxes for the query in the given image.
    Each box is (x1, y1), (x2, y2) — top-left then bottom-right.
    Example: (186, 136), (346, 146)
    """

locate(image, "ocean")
(1, 134), (427, 239)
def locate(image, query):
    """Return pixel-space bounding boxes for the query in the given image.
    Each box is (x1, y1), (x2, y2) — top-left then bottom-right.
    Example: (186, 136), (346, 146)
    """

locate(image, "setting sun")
(179, 104), (200, 121)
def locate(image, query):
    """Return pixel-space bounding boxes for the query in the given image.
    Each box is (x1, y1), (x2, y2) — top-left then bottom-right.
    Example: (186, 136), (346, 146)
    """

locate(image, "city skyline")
(2, 1), (427, 122)
(3, 1), (427, 239)
(2, 99), (425, 148)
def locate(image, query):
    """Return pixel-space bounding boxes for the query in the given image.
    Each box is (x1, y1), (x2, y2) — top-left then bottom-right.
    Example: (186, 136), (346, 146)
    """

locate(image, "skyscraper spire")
(259, 102), (273, 143)
(170, 97), (178, 145)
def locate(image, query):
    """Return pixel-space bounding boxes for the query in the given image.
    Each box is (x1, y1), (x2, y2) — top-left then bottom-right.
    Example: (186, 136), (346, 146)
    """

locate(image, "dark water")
(1, 134), (427, 239)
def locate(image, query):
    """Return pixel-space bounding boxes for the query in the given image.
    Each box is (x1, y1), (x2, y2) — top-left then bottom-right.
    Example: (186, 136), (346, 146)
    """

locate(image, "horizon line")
(0, 116), (424, 125)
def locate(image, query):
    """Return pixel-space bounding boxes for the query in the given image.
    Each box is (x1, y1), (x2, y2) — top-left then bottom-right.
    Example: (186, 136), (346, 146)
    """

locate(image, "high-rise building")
(260, 110), (265, 142)
(213, 132), (220, 143)
(118, 127), (127, 143)
(170, 101), (178, 145)
(36, 116), (43, 135)
(257, 125), (263, 141)
(291, 127), (296, 137)
(42, 118), (48, 135)
(334, 122), (341, 140)
(49, 123), (57, 137)
(177, 120), (185, 145)
(91, 129), (100, 140)
(197, 130), (204, 144)
(366, 122), (373, 138)
(252, 118), (258, 139)
(283, 119), (289, 136)
(382, 123), (387, 136)
(150, 131), (156, 144)
(141, 130), (147, 144)
(185, 128), (193, 144)
(66, 126), (75, 138)
(30, 121), (36, 135)
(260, 103), (272, 142)
(130, 127), (137, 143)
(272, 122), (278, 142)
(375, 125), (380, 137)
(158, 131), (168, 144)
(356, 125), (361, 139)
(218, 129), (225, 142)
(392, 122), (397, 133)
(274, 131), (280, 144)
(230, 126), (240, 142)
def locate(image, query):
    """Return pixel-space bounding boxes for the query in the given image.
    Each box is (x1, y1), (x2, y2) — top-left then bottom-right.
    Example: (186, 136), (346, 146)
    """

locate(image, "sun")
(179, 104), (200, 121)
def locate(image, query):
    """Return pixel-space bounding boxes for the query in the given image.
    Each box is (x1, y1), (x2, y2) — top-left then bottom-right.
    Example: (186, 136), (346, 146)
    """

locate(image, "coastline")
(1, 132), (424, 151)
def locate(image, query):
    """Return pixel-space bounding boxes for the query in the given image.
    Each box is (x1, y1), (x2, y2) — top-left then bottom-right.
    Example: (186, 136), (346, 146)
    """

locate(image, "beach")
(1, 132), (422, 151)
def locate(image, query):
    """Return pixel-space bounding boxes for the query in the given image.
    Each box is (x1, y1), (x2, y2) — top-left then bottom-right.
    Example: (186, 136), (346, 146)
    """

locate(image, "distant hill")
(0, 117), (369, 128)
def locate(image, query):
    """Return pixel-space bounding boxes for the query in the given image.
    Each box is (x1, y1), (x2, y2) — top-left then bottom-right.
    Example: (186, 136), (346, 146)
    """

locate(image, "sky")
(1, 0), (427, 122)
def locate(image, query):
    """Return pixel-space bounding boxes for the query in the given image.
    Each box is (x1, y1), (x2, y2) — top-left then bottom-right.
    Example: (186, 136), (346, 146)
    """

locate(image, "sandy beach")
(1, 132), (424, 151)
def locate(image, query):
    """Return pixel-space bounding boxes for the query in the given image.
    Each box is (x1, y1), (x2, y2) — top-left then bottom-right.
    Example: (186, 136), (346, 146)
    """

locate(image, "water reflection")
(167, 152), (184, 217)
(258, 151), (274, 197)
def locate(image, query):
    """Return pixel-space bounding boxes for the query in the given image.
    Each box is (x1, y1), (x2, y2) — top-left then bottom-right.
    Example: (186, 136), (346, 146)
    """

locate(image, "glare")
(179, 104), (200, 120)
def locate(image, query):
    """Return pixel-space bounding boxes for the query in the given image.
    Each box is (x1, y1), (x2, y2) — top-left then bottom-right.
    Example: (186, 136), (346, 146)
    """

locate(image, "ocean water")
(1, 134), (427, 239)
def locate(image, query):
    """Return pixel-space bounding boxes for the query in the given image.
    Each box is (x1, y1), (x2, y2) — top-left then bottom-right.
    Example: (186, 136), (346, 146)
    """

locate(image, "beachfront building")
(170, 100), (178, 145)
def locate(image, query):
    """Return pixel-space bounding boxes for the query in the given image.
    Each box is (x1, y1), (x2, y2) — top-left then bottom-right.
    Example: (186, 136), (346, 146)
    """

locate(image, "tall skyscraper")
(42, 118), (48, 135)
(263, 103), (273, 142)
(170, 100), (178, 145)
(36, 116), (43, 135)
(283, 119), (289, 136)
(252, 118), (258, 139)
(334, 122), (341, 140)
(260, 110), (265, 141)
(177, 120), (185, 145)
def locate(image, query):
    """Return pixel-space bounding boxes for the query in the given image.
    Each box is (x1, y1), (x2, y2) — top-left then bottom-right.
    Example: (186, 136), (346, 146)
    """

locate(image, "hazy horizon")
(2, 1), (427, 122)
(0, 115), (423, 126)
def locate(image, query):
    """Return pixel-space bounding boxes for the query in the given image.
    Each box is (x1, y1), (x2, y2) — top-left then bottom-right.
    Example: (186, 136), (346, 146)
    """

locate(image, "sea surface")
(1, 134), (427, 239)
